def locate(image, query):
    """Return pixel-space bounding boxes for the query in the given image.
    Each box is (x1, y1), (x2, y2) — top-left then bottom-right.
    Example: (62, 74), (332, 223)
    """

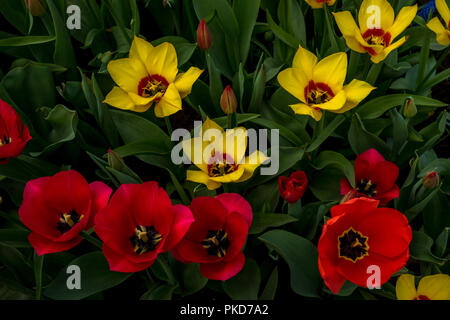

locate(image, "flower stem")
(165, 117), (173, 137)
(227, 113), (232, 129)
(415, 32), (431, 90)
(366, 61), (384, 85)
(156, 255), (177, 286)
(33, 252), (44, 300)
(80, 231), (103, 249)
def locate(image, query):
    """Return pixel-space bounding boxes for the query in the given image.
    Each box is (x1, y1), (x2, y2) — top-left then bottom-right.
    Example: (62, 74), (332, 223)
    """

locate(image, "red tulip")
(220, 85), (237, 114)
(0, 99), (31, 164)
(18, 170), (112, 255)
(94, 182), (194, 273)
(340, 148), (399, 205)
(318, 198), (412, 294)
(172, 194), (252, 281)
(279, 171), (308, 203)
(422, 171), (439, 189)
(197, 19), (213, 50)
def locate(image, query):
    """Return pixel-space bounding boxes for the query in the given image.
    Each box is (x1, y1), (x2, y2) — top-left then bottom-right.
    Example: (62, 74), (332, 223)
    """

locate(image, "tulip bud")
(197, 19), (213, 50)
(24, 0), (45, 16)
(422, 171), (439, 189)
(403, 96), (417, 118)
(220, 85), (237, 114)
(107, 149), (125, 171)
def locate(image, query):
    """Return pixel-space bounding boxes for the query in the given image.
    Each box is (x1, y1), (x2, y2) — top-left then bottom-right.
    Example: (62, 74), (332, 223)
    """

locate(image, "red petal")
(200, 252), (245, 281)
(370, 161), (399, 193)
(340, 178), (353, 195)
(172, 239), (222, 263)
(215, 193), (252, 227)
(330, 197), (379, 218)
(162, 204), (194, 252)
(319, 257), (347, 294)
(376, 185), (400, 205)
(357, 148), (385, 167)
(103, 244), (153, 273)
(29, 232), (82, 255)
(87, 181), (112, 229)
(223, 212), (249, 261)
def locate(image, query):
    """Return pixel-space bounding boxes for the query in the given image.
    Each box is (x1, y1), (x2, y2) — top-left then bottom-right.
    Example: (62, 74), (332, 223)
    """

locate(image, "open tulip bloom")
(396, 274), (450, 300)
(333, 0), (418, 63)
(427, 0), (450, 46)
(277, 45), (375, 121)
(104, 36), (203, 117)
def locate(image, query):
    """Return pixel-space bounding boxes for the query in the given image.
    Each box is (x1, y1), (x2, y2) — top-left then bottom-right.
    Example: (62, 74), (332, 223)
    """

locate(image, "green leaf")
(348, 113), (390, 157)
(0, 35), (55, 46)
(312, 151), (355, 185)
(0, 243), (34, 287)
(141, 284), (176, 300)
(409, 231), (446, 265)
(307, 115), (345, 152)
(249, 213), (297, 235)
(112, 140), (169, 158)
(223, 259), (260, 300)
(0, 155), (58, 183)
(390, 108), (408, 155)
(151, 36), (196, 66)
(259, 267), (278, 300)
(357, 94), (447, 119)
(0, 0), (29, 34)
(259, 230), (322, 297)
(44, 252), (133, 300)
(178, 263), (208, 297)
(266, 9), (299, 48)
(309, 167), (342, 201)
(405, 186), (440, 221)
(234, 0), (261, 63)
(0, 229), (30, 248)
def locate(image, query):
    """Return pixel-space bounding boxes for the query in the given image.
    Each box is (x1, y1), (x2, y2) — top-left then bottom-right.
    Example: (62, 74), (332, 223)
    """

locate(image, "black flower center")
(201, 229), (230, 258)
(0, 134), (11, 146)
(130, 225), (162, 255)
(207, 153), (238, 177)
(57, 210), (84, 234)
(138, 75), (168, 100)
(356, 178), (377, 197)
(338, 228), (369, 262)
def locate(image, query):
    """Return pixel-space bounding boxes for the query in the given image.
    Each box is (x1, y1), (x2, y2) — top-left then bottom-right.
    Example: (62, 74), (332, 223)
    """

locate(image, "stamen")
(201, 229), (230, 258)
(137, 75), (169, 101)
(130, 225), (162, 254)
(338, 228), (369, 262)
(207, 152), (238, 177)
(356, 178), (377, 197)
(0, 134), (12, 146)
(57, 210), (84, 234)
(304, 81), (334, 105)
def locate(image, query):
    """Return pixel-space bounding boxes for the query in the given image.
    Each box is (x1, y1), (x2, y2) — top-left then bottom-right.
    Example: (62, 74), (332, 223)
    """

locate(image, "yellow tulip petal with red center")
(358, 0), (394, 34)
(304, 0), (325, 9)
(417, 274), (450, 300)
(154, 83), (182, 117)
(336, 79), (375, 113)
(145, 42), (178, 83)
(187, 170), (221, 190)
(370, 36), (406, 63)
(290, 103), (323, 121)
(292, 45), (318, 79)
(311, 90), (347, 111)
(129, 36), (154, 64)
(128, 92), (158, 106)
(107, 58), (148, 93)
(396, 274), (417, 300)
(387, 5), (418, 40)
(333, 11), (367, 53)
(236, 151), (270, 183)
(436, 0), (450, 28)
(174, 67), (204, 98)
(104, 86), (137, 111)
(277, 67), (309, 103)
(312, 52), (347, 93)
(427, 17), (450, 46)
(209, 165), (245, 183)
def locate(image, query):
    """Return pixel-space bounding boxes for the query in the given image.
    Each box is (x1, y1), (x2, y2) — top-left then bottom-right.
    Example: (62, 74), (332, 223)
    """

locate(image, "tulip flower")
(94, 182), (194, 273)
(318, 198), (412, 294)
(0, 99), (31, 164)
(104, 36), (203, 117)
(182, 117), (269, 190)
(220, 85), (237, 115)
(396, 274), (450, 300)
(279, 171), (308, 203)
(277, 45), (375, 121)
(18, 170), (112, 255)
(427, 0), (450, 46)
(197, 19), (213, 50)
(304, 0), (336, 9)
(172, 194), (252, 280)
(341, 148), (399, 205)
(333, 0), (418, 63)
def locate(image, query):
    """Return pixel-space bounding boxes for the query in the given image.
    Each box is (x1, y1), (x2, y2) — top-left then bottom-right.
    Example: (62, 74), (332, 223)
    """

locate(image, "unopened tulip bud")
(422, 171), (439, 189)
(197, 19), (213, 50)
(107, 149), (125, 171)
(220, 85), (237, 114)
(403, 97), (417, 118)
(24, 0), (45, 16)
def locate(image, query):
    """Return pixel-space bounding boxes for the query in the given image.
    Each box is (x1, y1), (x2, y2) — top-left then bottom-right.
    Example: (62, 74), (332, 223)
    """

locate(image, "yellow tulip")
(182, 118), (269, 190)
(104, 36), (203, 117)
(427, 0), (450, 46)
(277, 45), (375, 121)
(333, 0), (418, 63)
(304, 0), (336, 9)
(396, 274), (450, 300)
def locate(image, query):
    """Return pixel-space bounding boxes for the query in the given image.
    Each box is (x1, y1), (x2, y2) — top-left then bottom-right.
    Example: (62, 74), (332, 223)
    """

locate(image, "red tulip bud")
(24, 0), (45, 16)
(197, 19), (213, 50)
(220, 85), (237, 115)
(422, 171), (439, 189)
(279, 171), (308, 203)
(107, 149), (125, 171)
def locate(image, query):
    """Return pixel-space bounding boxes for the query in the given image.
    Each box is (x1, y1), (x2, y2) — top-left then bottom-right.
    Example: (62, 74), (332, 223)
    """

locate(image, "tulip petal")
(209, 165), (245, 183)
(186, 170), (221, 190)
(162, 204), (194, 251)
(333, 11), (367, 53)
(107, 58), (147, 93)
(311, 90), (347, 111)
(103, 244), (154, 273)
(370, 37), (407, 63)
(417, 274), (450, 300)
(29, 232), (82, 255)
(292, 45), (318, 78)
(371, 161), (399, 193)
(104, 86), (139, 111)
(215, 193), (252, 227)
(200, 251), (245, 281)
(129, 36), (154, 63)
(174, 67), (204, 98)
(427, 17), (450, 46)
(87, 181), (112, 229)
(154, 83), (182, 118)
(387, 5), (418, 41)
(312, 52), (347, 92)
(145, 42), (178, 83)
(358, 0), (395, 34)
(235, 150), (269, 183)
(337, 79), (375, 113)
(396, 274), (418, 300)
(340, 178), (353, 195)
(277, 67), (309, 103)
(436, 0), (450, 27)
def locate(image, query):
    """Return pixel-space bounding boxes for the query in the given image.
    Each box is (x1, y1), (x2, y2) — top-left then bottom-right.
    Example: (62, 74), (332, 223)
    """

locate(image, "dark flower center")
(130, 225), (162, 255)
(207, 153), (238, 177)
(0, 134), (11, 146)
(362, 28), (391, 47)
(201, 229), (230, 258)
(304, 81), (334, 105)
(137, 75), (169, 100)
(338, 228), (369, 262)
(356, 178), (377, 197)
(57, 210), (84, 234)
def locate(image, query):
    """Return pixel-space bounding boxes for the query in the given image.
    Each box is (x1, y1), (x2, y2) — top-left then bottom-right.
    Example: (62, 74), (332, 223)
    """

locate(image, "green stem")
(323, 5), (339, 53)
(366, 61), (384, 85)
(104, 0), (132, 45)
(418, 46), (450, 91)
(415, 32), (431, 90)
(156, 255), (177, 286)
(165, 117), (173, 137)
(80, 231), (103, 249)
(33, 252), (44, 300)
(227, 113), (232, 129)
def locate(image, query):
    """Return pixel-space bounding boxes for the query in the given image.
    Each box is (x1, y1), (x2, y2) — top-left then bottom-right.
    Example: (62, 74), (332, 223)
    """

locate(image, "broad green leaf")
(141, 284), (176, 300)
(178, 263), (208, 297)
(249, 213), (297, 235)
(223, 259), (260, 300)
(409, 231), (446, 265)
(234, 0), (261, 62)
(307, 116), (346, 152)
(0, 35), (55, 46)
(266, 10), (299, 48)
(0, 243), (34, 287)
(151, 36), (196, 66)
(312, 151), (355, 186)
(259, 267), (278, 300)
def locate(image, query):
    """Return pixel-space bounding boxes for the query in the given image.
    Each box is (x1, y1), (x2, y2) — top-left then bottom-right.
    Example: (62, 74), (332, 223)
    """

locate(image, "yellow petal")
(436, 0), (450, 28)
(107, 58), (148, 93)
(427, 17), (450, 46)
(104, 86), (138, 111)
(396, 274), (418, 300)
(145, 42), (178, 83)
(304, 0), (324, 9)
(186, 170), (221, 190)
(128, 92), (157, 106)
(290, 103), (323, 121)
(370, 37), (406, 63)
(312, 52), (347, 93)
(209, 165), (245, 183)
(387, 4), (418, 41)
(222, 127), (248, 164)
(417, 274), (450, 300)
(333, 11), (367, 53)
(182, 137), (210, 172)
(292, 45), (318, 79)
(154, 83), (182, 118)
(174, 67), (204, 98)
(358, 0), (394, 34)
(335, 79), (375, 113)
(235, 150), (270, 183)
(129, 36), (154, 63)
(277, 67), (309, 103)
(311, 90), (347, 111)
